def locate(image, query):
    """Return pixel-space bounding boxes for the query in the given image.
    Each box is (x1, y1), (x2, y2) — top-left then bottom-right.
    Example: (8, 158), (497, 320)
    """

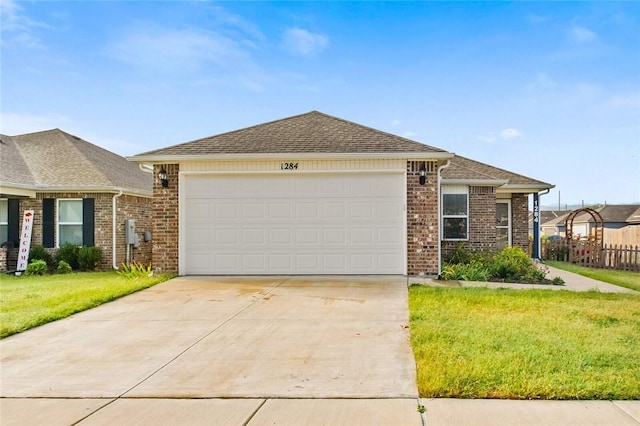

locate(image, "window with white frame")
(57, 199), (83, 246)
(496, 199), (511, 250)
(0, 199), (7, 244)
(442, 187), (468, 240)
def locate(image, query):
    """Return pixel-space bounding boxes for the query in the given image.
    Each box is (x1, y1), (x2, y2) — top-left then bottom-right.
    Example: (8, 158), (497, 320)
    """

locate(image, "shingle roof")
(443, 155), (553, 189)
(573, 205), (640, 224)
(0, 129), (152, 196)
(134, 110), (448, 156)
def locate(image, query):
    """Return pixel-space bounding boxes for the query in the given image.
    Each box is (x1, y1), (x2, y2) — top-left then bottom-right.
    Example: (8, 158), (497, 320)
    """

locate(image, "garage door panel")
(184, 173), (404, 275)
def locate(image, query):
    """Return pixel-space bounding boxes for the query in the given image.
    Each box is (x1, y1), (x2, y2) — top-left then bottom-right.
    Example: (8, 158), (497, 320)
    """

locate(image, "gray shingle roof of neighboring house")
(133, 110), (450, 157)
(0, 129), (152, 197)
(442, 155), (553, 189)
(573, 205), (640, 224)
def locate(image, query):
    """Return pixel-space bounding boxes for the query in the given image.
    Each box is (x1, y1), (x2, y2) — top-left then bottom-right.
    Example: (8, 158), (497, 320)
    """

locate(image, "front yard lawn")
(545, 261), (640, 292)
(0, 271), (174, 338)
(409, 286), (640, 400)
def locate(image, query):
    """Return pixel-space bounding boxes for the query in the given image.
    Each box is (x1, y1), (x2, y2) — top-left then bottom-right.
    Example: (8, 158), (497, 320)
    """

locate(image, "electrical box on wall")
(125, 219), (136, 245)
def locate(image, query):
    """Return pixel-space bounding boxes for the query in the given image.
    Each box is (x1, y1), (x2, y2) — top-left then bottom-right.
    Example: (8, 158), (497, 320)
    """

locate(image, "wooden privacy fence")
(543, 241), (640, 272)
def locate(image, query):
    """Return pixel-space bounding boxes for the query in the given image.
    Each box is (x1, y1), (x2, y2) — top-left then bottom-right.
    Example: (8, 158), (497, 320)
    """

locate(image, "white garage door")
(183, 173), (405, 275)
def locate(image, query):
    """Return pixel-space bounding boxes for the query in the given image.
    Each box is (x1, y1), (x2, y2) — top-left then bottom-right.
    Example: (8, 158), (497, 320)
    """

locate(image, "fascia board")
(127, 151), (455, 163)
(441, 179), (509, 187)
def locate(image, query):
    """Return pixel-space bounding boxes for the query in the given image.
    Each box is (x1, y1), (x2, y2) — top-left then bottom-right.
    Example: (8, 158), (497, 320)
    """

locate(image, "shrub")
(29, 245), (54, 269)
(78, 246), (103, 271)
(57, 260), (73, 274)
(441, 261), (490, 281)
(490, 246), (534, 281)
(24, 259), (47, 276)
(56, 242), (79, 270)
(117, 262), (153, 279)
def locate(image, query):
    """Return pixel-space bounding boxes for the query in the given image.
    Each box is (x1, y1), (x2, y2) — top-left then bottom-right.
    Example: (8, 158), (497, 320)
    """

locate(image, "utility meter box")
(125, 219), (136, 245)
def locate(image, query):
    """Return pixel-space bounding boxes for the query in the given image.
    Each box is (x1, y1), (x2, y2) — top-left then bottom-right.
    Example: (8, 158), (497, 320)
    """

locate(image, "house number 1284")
(280, 162), (299, 170)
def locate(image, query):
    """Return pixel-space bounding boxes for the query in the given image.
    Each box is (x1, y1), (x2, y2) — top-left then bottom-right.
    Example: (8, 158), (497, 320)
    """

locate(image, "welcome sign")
(16, 210), (35, 274)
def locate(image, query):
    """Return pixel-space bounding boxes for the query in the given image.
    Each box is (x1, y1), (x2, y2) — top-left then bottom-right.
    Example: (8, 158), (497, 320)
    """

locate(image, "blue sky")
(1, 1), (639, 207)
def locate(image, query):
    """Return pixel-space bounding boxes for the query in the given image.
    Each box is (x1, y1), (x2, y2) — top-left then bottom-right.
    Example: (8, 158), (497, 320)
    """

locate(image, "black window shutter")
(42, 198), (55, 248)
(7, 199), (20, 245)
(83, 198), (95, 247)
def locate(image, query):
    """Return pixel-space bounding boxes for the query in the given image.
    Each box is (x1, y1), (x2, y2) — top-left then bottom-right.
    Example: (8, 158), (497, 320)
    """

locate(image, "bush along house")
(128, 111), (554, 277)
(0, 129), (153, 272)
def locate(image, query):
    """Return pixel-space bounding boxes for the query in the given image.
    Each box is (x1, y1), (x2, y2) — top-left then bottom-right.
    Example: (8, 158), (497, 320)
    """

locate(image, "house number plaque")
(280, 162), (299, 170)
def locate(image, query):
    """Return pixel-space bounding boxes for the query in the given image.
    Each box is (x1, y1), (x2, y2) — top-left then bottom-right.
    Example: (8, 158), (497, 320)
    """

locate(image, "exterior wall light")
(158, 166), (168, 188)
(419, 162), (427, 185)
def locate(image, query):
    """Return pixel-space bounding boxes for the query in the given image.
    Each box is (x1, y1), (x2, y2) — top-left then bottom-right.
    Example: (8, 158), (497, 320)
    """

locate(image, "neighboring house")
(129, 111), (553, 277)
(570, 204), (640, 245)
(0, 129), (153, 271)
(539, 211), (571, 237)
(540, 212), (570, 237)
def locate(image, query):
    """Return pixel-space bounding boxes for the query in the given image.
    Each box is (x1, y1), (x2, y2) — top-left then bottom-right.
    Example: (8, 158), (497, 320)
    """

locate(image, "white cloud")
(477, 132), (497, 143)
(106, 24), (250, 73)
(281, 27), (329, 56)
(478, 129), (523, 143)
(392, 119), (401, 126)
(568, 25), (597, 44)
(527, 72), (557, 92)
(0, 0), (50, 49)
(500, 128), (523, 139)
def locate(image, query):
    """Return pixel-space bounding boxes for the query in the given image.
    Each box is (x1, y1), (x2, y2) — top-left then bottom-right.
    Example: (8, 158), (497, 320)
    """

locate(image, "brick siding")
(151, 164), (179, 273)
(406, 160), (439, 276)
(511, 193), (529, 251)
(441, 186), (497, 258)
(0, 192), (152, 272)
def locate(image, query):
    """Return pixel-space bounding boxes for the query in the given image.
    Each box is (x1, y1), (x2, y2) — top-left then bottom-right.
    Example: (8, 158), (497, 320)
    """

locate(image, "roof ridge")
(308, 110), (447, 152)
(56, 130), (115, 186)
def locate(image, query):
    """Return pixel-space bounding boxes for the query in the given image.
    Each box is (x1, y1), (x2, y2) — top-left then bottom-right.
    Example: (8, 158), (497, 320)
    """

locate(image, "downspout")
(437, 159), (451, 278)
(112, 190), (123, 269)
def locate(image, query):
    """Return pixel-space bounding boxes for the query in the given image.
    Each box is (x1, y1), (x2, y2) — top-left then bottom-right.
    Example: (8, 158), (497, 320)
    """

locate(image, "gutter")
(436, 159), (451, 277)
(126, 151), (455, 163)
(112, 190), (123, 270)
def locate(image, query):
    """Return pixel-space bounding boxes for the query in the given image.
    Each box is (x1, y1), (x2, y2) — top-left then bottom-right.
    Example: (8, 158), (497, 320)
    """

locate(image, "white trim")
(178, 174), (186, 276)
(441, 185), (469, 241)
(56, 198), (83, 248)
(402, 171), (408, 276)
(441, 179), (508, 187)
(0, 185), (37, 198)
(128, 151), (454, 163)
(496, 199), (512, 248)
(112, 191), (123, 270)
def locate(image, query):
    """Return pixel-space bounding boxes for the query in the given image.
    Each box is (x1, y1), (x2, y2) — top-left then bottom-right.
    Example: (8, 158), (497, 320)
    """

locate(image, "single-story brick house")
(0, 129), (153, 271)
(129, 111), (553, 276)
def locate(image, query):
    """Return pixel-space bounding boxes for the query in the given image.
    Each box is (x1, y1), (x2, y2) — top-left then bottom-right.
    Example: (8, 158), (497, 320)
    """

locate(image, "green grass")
(0, 271), (174, 338)
(409, 286), (640, 400)
(545, 261), (640, 292)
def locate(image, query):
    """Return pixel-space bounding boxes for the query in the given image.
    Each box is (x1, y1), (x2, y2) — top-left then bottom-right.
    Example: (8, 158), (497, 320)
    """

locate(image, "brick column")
(511, 193), (529, 251)
(406, 160), (439, 276)
(152, 164), (179, 272)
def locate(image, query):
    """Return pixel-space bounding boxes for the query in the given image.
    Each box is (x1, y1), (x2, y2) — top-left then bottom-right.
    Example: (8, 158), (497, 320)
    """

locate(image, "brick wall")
(511, 193), (529, 251)
(8, 192), (152, 271)
(441, 186), (497, 258)
(406, 160), (439, 276)
(151, 164), (179, 273)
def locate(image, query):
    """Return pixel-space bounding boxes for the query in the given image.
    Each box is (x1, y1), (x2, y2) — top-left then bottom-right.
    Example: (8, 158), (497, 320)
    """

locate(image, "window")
(442, 189), (468, 240)
(496, 200), (511, 250)
(57, 199), (83, 246)
(0, 199), (7, 244)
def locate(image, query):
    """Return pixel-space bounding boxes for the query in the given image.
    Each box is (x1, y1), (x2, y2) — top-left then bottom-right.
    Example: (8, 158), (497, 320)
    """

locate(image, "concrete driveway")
(0, 276), (421, 425)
